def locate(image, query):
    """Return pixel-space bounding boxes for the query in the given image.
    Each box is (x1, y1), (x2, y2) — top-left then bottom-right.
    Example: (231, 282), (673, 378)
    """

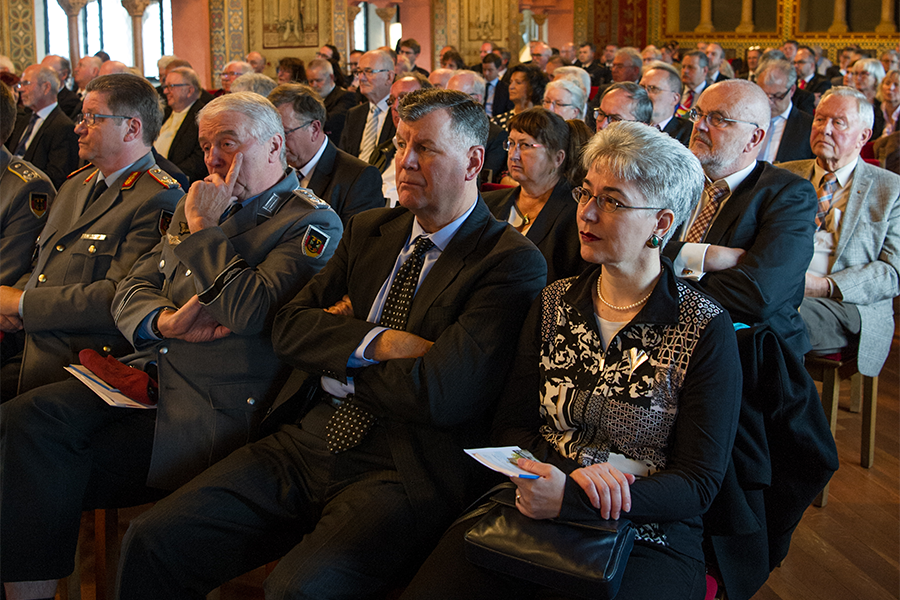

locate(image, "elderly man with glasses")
(756, 58), (815, 163)
(339, 49), (396, 161)
(641, 60), (693, 146)
(593, 82), (652, 132)
(665, 78), (818, 360)
(155, 66), (208, 183)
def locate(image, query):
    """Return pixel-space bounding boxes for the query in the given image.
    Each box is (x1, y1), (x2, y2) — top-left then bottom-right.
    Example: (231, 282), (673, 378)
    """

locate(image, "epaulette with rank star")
(291, 187), (331, 210)
(68, 163), (94, 179)
(148, 167), (180, 189)
(8, 161), (40, 183)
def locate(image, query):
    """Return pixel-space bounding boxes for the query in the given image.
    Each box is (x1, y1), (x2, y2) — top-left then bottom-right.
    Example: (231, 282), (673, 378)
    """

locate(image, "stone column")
(347, 3), (362, 53)
(374, 5), (397, 47)
(875, 0), (896, 33)
(735, 0), (754, 33)
(122, 0), (152, 73)
(531, 12), (546, 42)
(828, 0), (848, 33)
(56, 0), (90, 66)
(694, 0), (715, 33)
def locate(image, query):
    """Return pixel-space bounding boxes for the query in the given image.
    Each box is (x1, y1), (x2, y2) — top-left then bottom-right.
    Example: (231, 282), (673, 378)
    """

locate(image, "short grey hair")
(398, 88), (489, 148)
(601, 82), (653, 125)
(819, 86), (875, 129)
(553, 66), (590, 97)
(852, 58), (886, 87)
(545, 78), (586, 119)
(307, 58), (334, 76)
(643, 60), (683, 95)
(32, 65), (61, 94)
(167, 67), (200, 93)
(231, 73), (278, 97)
(581, 121), (704, 247)
(758, 59), (797, 89)
(616, 47), (644, 70)
(198, 91), (286, 168)
(268, 83), (327, 126)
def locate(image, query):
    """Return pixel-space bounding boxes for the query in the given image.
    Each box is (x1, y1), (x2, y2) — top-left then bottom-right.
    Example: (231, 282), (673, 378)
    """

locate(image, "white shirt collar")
(299, 136), (329, 180)
(813, 156), (859, 188)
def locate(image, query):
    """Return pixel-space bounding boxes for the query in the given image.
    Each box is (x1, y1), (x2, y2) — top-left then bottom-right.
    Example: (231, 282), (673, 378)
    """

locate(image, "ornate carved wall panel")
(6, 0), (38, 71)
(594, 0), (649, 47)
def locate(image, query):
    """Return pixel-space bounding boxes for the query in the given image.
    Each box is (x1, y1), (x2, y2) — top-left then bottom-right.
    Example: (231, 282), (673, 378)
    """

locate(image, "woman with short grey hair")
(542, 78), (587, 121)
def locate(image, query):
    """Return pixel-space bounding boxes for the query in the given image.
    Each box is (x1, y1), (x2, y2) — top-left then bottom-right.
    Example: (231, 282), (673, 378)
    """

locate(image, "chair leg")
(95, 509), (119, 600)
(861, 376), (878, 468)
(849, 373), (862, 413)
(822, 367), (841, 434)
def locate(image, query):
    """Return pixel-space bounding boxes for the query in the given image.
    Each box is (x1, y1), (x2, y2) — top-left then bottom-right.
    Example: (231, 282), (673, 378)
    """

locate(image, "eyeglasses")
(161, 83), (191, 91)
(593, 108), (631, 123)
(353, 68), (390, 78)
(315, 52), (333, 60)
(572, 187), (666, 212)
(764, 88), (793, 102)
(75, 113), (131, 127)
(792, 59), (813, 66)
(284, 121), (314, 136)
(542, 99), (574, 109)
(688, 108), (759, 129)
(219, 71), (244, 78)
(14, 80), (33, 88)
(640, 84), (675, 95)
(503, 139), (545, 152)
(611, 62), (629, 70)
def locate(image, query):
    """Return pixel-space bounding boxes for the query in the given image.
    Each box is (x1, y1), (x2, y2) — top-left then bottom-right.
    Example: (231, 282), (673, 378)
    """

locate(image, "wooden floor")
(64, 329), (900, 600)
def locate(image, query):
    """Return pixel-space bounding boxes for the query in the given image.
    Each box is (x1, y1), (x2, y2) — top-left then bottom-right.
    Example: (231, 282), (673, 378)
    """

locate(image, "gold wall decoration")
(259, 0), (319, 47)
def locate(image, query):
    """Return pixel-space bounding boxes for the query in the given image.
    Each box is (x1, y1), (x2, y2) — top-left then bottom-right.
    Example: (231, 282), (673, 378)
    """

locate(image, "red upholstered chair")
(480, 182), (516, 193)
(804, 350), (878, 507)
(860, 141), (876, 159)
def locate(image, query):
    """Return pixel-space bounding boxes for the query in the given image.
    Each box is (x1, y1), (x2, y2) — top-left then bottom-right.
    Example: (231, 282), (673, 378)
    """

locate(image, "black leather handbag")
(464, 483), (635, 600)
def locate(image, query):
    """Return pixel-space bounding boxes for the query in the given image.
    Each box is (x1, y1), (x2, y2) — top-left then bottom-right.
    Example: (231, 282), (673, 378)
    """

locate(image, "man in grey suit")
(115, 89), (546, 600)
(0, 91), (342, 599)
(269, 83), (383, 223)
(781, 87), (900, 376)
(0, 74), (183, 403)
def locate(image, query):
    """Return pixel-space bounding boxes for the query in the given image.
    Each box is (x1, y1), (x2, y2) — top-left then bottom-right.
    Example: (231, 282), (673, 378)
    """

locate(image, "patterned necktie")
(358, 104), (382, 162)
(325, 235), (435, 453)
(14, 113), (38, 156)
(676, 90), (694, 117)
(815, 172), (838, 230)
(686, 180), (729, 243)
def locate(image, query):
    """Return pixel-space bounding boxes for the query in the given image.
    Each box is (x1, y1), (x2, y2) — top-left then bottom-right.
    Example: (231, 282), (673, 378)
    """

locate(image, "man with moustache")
(666, 79), (818, 358)
(115, 88), (546, 600)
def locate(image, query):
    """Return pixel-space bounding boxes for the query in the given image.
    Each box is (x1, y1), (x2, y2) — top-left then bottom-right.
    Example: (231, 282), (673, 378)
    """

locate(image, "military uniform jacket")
(15, 151), (183, 394)
(112, 170), (343, 489)
(1, 146), (55, 286)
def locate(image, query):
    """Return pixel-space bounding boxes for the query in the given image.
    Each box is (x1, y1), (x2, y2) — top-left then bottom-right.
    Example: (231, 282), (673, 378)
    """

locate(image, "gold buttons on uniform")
(102, 346), (112, 353)
(247, 398), (256, 406)
(38, 274), (46, 282)
(159, 259), (166, 269)
(185, 269), (192, 276)
(88, 245), (96, 254)
(159, 347), (168, 355)
(56, 245), (65, 252)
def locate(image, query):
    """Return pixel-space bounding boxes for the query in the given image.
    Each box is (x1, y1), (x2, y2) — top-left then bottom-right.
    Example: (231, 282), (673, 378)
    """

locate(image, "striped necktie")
(358, 104), (382, 162)
(686, 180), (729, 243)
(815, 172), (838, 230)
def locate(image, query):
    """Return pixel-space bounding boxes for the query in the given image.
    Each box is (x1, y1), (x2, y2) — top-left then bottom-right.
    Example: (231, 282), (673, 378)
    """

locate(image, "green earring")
(646, 234), (661, 248)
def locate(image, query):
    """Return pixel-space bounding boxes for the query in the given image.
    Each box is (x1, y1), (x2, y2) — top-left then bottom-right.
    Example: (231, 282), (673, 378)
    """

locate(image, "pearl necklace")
(596, 274), (653, 311)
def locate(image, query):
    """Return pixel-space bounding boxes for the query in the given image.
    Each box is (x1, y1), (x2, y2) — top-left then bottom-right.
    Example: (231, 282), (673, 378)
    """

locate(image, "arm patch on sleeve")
(302, 224), (331, 258)
(198, 258), (251, 304)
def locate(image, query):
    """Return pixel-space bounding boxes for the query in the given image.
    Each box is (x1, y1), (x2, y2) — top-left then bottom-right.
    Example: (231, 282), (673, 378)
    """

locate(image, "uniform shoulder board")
(68, 163), (94, 179)
(291, 187), (331, 210)
(8, 161), (40, 183)
(121, 170), (144, 190)
(148, 167), (180, 189)
(259, 190), (292, 218)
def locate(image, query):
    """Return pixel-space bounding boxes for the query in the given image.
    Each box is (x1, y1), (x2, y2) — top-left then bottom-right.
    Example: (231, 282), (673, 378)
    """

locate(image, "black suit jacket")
(791, 89), (815, 115)
(483, 179), (588, 282)
(267, 200), (547, 526)
(711, 72), (730, 83)
(338, 101), (396, 157)
(57, 86), (81, 120)
(662, 115), (694, 147)
(482, 123), (509, 184)
(773, 108), (814, 163)
(800, 73), (832, 97)
(576, 61), (611, 87)
(487, 79), (513, 118)
(162, 99), (207, 183)
(323, 86), (360, 146)
(21, 106), (79, 189)
(307, 139), (385, 223)
(664, 161), (817, 358)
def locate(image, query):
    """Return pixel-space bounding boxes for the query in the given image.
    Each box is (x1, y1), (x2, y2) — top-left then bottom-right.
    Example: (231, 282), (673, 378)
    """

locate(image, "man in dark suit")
(0, 91), (342, 598)
(399, 38), (430, 78)
(665, 79), (817, 359)
(641, 61), (693, 146)
(447, 70), (509, 183)
(114, 88), (546, 600)
(781, 87), (900, 378)
(40, 55), (80, 119)
(154, 66), (207, 183)
(306, 58), (359, 145)
(794, 47), (832, 105)
(756, 59), (814, 163)
(575, 42), (610, 87)
(481, 54), (512, 118)
(11, 64), (78, 189)
(270, 83), (384, 222)
(339, 50), (396, 162)
(705, 43), (731, 84)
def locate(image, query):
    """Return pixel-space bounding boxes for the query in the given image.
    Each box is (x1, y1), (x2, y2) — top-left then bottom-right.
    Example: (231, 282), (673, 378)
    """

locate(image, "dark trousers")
(0, 379), (161, 581)
(799, 297), (861, 354)
(117, 403), (438, 600)
(399, 515), (707, 600)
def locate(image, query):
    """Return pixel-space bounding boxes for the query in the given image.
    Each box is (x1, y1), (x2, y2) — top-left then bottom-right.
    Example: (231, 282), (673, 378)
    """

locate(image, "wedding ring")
(515, 491), (521, 502)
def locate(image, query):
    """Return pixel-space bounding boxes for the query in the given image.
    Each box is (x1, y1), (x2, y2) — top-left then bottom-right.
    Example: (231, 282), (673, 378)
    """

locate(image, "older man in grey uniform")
(0, 74), (183, 402)
(0, 91), (342, 600)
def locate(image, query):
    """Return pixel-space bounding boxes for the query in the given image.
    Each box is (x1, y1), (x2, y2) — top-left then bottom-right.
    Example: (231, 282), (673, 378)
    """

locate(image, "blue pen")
(516, 473), (540, 480)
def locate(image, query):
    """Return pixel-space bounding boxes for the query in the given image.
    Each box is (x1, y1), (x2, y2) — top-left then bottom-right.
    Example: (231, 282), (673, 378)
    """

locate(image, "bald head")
(428, 68), (454, 89)
(74, 56), (102, 90)
(40, 55), (70, 80)
(447, 70), (486, 104)
(99, 61), (130, 76)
